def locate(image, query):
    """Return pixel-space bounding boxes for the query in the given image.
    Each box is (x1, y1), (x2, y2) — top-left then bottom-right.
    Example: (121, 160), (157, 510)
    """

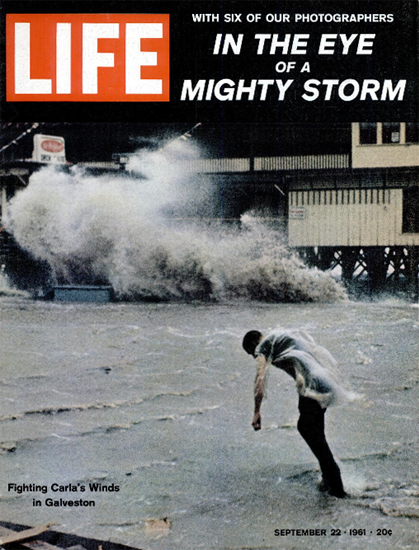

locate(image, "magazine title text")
(181, 25), (406, 102)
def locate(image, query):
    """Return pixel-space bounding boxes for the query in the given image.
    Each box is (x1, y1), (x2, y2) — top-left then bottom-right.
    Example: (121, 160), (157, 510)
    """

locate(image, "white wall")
(288, 189), (419, 247)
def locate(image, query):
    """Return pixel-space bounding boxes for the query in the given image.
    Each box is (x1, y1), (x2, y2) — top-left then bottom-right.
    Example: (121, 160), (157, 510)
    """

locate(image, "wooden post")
(1, 186), (6, 223)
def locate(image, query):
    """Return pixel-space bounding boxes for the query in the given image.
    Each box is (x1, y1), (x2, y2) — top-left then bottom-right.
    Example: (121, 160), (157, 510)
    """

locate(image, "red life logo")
(6, 13), (170, 102)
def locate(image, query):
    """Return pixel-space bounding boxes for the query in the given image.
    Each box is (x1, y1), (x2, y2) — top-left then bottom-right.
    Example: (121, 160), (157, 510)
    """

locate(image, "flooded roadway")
(1, 297), (418, 549)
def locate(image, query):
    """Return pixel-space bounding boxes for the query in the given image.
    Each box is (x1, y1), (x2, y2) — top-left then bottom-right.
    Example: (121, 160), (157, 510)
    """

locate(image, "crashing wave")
(4, 141), (346, 303)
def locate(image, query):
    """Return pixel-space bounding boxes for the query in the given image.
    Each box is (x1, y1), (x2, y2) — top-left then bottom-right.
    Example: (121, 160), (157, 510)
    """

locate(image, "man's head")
(242, 330), (263, 357)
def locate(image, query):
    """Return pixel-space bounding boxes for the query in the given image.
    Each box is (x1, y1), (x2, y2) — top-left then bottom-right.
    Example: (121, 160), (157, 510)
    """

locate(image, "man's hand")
(252, 412), (261, 431)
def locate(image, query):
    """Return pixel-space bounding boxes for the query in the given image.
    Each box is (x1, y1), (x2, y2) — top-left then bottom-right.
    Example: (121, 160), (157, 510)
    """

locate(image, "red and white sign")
(33, 135), (66, 164)
(6, 14), (170, 102)
(41, 140), (64, 153)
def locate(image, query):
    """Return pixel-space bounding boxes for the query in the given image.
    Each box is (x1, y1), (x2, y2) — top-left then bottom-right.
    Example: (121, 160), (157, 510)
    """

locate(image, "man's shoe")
(319, 478), (347, 498)
(327, 486), (347, 498)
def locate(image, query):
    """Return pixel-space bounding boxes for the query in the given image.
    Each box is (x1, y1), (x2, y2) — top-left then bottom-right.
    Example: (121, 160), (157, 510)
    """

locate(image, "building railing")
(77, 161), (121, 171)
(181, 157), (251, 173)
(254, 154), (350, 171)
(180, 154), (350, 173)
(78, 154), (350, 174)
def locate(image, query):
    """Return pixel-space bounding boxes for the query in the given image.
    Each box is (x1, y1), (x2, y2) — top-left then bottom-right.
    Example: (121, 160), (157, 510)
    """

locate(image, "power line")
(0, 123), (41, 154)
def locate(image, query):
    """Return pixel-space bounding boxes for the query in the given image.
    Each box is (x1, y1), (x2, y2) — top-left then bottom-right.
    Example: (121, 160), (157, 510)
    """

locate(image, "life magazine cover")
(0, 1), (418, 549)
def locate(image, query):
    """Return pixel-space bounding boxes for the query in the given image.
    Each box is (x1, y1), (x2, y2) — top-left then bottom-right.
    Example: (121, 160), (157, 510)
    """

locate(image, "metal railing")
(178, 154), (350, 174)
(254, 154), (349, 171)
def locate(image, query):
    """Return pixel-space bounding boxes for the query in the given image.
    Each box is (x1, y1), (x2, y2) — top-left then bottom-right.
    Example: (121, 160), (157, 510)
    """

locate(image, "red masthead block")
(6, 13), (170, 102)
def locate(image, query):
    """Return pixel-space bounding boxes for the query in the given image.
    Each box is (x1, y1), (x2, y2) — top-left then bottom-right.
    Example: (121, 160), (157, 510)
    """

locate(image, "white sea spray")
(4, 140), (346, 302)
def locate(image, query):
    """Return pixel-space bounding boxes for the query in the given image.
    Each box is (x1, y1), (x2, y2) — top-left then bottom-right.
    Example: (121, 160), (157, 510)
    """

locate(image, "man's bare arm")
(253, 355), (268, 431)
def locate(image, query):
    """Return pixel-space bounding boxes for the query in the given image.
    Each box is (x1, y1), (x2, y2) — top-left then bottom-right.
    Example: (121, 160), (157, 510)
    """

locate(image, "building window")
(382, 122), (400, 144)
(359, 123), (377, 144)
(402, 187), (419, 233)
(406, 123), (419, 143)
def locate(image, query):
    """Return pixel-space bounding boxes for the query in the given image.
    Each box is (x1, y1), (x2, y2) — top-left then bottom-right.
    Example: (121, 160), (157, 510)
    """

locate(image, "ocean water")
(0, 297), (418, 550)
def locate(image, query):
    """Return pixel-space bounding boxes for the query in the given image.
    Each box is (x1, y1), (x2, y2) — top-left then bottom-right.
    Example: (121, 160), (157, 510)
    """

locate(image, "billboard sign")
(32, 134), (66, 164)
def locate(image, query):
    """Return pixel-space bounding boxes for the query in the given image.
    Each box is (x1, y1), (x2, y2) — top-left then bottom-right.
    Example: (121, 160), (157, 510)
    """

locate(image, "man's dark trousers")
(297, 395), (345, 497)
